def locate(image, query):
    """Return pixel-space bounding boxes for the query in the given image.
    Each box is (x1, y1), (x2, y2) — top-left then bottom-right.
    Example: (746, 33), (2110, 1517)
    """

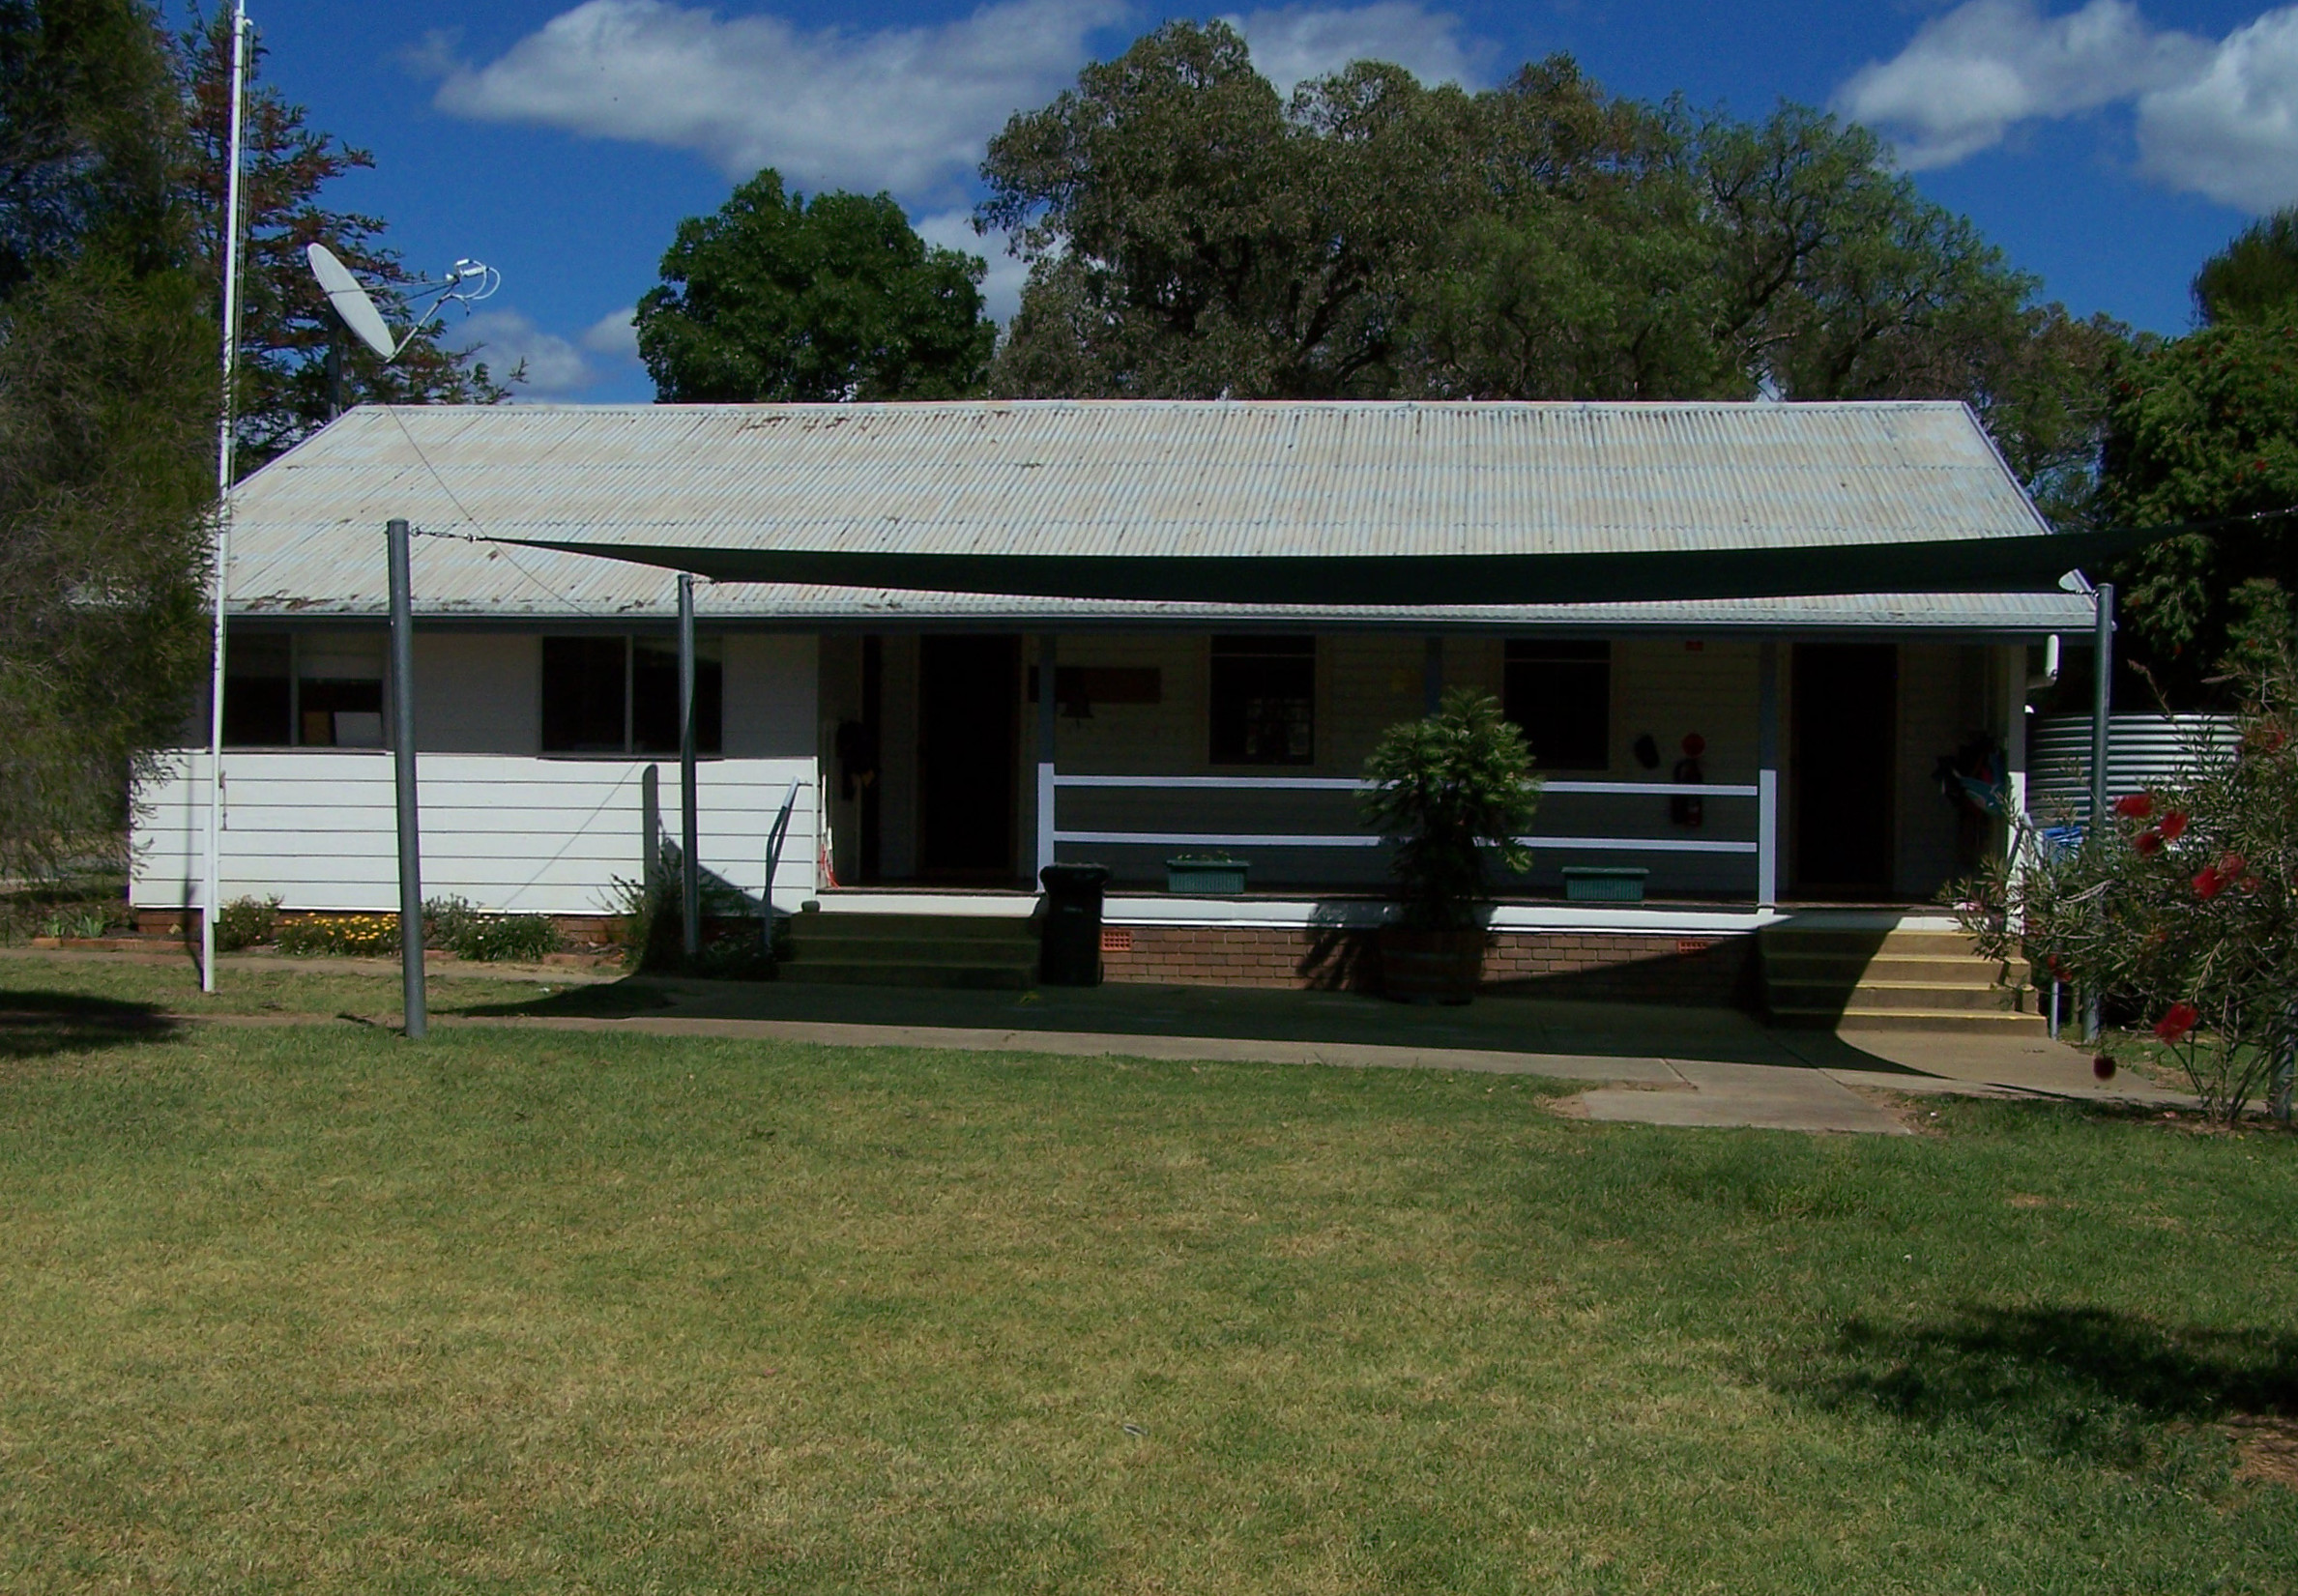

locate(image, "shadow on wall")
(1290, 921), (1760, 1007)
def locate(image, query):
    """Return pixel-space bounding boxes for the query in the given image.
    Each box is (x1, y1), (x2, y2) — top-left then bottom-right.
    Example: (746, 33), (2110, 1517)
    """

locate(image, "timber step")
(778, 911), (1039, 990)
(1758, 926), (2043, 1034)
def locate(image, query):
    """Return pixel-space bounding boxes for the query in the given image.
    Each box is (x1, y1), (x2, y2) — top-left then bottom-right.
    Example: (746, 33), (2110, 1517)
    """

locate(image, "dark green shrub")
(1360, 688), (1541, 929)
(214, 895), (280, 951)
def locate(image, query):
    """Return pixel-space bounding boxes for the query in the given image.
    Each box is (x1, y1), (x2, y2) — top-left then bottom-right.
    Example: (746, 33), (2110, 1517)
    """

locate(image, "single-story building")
(135, 398), (2102, 1010)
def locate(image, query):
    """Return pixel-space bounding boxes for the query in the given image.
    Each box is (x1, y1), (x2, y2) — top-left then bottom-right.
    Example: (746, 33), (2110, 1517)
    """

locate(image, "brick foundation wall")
(1098, 923), (1753, 1006)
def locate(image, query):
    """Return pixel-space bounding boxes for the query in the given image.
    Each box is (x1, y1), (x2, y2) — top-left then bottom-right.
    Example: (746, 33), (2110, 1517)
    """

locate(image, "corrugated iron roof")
(222, 398), (2082, 631)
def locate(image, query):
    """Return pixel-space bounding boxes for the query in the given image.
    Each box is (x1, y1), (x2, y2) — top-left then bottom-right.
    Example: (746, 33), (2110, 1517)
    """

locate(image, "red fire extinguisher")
(1671, 733), (1705, 827)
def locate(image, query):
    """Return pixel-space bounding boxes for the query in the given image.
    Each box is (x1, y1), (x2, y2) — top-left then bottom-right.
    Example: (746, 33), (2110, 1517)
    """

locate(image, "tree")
(978, 30), (2122, 517)
(2096, 321), (2298, 694)
(179, 6), (506, 474)
(0, 0), (213, 877)
(983, 24), (1482, 399)
(636, 170), (993, 402)
(1360, 688), (1539, 930)
(2193, 207), (2298, 326)
(1951, 653), (2298, 1121)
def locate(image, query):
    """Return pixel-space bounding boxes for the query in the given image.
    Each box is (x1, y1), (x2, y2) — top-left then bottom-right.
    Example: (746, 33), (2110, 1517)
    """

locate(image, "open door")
(1791, 643), (1897, 898)
(917, 634), (1020, 880)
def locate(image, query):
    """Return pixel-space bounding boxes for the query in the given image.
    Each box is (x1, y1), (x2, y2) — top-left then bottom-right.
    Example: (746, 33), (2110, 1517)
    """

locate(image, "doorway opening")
(1791, 643), (1897, 898)
(917, 634), (1021, 881)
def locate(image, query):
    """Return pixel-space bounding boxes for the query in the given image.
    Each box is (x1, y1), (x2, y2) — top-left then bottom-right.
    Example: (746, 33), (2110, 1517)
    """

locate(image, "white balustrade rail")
(1039, 771), (1775, 899)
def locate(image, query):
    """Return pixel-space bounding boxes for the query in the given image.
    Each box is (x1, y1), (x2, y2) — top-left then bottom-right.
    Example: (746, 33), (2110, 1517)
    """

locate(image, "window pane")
(542, 637), (627, 753)
(632, 638), (722, 756)
(222, 631), (291, 747)
(1210, 636), (1314, 765)
(1504, 641), (1610, 771)
(297, 632), (387, 749)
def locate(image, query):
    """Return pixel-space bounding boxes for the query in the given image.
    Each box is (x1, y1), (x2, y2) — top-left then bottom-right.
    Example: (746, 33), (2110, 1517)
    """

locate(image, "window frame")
(1502, 638), (1613, 773)
(540, 633), (724, 758)
(1207, 634), (1317, 767)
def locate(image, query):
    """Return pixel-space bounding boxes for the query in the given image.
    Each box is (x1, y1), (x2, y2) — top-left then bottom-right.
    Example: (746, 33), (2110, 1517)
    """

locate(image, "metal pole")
(388, 518), (426, 1039)
(1757, 641), (1779, 911)
(2084, 581), (2114, 1042)
(1036, 633), (1058, 878)
(199, 0), (251, 995)
(679, 573), (700, 961)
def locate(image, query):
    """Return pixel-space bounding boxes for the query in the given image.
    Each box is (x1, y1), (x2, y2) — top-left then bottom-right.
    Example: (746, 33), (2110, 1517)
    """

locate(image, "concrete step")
(1759, 929), (1988, 957)
(1765, 980), (2023, 1014)
(787, 912), (1038, 944)
(1769, 1004), (2048, 1034)
(1764, 952), (2024, 987)
(776, 958), (1036, 990)
(783, 936), (1040, 966)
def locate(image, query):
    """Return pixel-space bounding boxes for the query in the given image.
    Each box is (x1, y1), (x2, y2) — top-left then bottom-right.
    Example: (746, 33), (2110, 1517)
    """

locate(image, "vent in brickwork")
(1101, 927), (1133, 953)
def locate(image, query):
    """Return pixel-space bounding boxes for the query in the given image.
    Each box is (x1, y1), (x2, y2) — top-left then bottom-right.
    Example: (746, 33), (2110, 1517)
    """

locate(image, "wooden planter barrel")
(1378, 927), (1488, 1004)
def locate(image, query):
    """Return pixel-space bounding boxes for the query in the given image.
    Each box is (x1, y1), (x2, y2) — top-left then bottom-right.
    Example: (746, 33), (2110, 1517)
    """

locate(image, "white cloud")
(580, 305), (641, 361)
(1834, 0), (2207, 169)
(458, 309), (597, 395)
(1227, 2), (1480, 96)
(914, 209), (1030, 324)
(1836, 1), (2298, 213)
(428, 0), (1125, 197)
(2137, 9), (2298, 212)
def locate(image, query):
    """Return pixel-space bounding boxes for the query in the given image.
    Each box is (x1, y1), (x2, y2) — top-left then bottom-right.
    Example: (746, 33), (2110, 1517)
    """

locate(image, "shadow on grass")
(0, 990), (181, 1062)
(449, 972), (1930, 1073)
(1800, 1304), (2298, 1464)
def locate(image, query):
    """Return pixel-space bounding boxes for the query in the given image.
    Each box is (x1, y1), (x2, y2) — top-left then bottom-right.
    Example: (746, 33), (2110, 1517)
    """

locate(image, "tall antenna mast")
(201, 0), (250, 995)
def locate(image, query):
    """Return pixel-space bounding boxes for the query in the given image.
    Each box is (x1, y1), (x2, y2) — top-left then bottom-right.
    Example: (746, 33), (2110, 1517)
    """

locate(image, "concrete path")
(0, 946), (2190, 1135)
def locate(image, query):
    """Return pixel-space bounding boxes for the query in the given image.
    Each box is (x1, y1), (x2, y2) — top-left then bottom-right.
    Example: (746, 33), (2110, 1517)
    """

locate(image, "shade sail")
(501, 526), (2145, 606)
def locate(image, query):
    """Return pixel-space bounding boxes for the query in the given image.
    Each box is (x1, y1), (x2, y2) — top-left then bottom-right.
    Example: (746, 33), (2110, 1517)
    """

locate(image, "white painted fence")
(133, 751), (820, 916)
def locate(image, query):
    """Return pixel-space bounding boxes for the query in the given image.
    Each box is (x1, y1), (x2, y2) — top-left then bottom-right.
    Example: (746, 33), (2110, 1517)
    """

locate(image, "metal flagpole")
(200, 0), (251, 994)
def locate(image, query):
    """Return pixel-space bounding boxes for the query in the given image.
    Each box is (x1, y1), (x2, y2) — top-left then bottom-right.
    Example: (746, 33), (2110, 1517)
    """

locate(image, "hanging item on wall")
(1632, 732), (1661, 770)
(1671, 733), (1705, 827)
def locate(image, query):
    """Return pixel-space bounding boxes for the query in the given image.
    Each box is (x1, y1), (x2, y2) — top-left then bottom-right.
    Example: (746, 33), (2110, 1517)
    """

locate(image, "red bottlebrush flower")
(2094, 1054), (2117, 1082)
(2134, 829), (2164, 856)
(2114, 793), (2154, 819)
(2194, 867), (2225, 899)
(2155, 1002), (2200, 1044)
(2220, 852), (2248, 878)
(2159, 811), (2190, 842)
(2047, 955), (2070, 980)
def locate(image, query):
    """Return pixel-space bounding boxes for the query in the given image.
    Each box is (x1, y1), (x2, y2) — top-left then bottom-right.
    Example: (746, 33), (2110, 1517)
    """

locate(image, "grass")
(0, 975), (2293, 1589)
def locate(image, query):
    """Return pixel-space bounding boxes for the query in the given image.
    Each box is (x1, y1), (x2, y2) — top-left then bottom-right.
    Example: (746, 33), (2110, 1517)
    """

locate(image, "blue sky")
(236, 0), (2293, 401)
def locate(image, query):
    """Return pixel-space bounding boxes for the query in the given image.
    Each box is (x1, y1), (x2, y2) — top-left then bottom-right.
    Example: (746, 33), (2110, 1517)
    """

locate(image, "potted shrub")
(1361, 687), (1540, 1003)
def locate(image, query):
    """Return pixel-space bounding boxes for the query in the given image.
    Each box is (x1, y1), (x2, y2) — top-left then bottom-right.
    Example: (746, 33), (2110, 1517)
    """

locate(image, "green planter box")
(1562, 865), (1648, 903)
(1167, 856), (1249, 895)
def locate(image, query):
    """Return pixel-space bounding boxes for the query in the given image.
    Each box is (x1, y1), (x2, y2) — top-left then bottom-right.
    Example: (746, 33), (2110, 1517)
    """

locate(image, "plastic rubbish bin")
(1038, 862), (1111, 986)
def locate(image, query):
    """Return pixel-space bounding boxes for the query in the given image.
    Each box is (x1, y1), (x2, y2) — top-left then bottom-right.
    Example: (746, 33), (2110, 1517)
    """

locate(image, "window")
(1210, 635), (1314, 764)
(542, 635), (722, 756)
(221, 630), (384, 748)
(1504, 640), (1610, 770)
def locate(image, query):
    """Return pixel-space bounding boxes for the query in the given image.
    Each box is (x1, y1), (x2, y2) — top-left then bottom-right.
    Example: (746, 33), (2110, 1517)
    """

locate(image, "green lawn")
(1, 979), (2292, 1591)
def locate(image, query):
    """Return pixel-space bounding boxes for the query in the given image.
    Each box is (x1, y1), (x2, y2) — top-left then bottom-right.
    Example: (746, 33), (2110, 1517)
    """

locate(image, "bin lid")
(1039, 863), (1110, 889)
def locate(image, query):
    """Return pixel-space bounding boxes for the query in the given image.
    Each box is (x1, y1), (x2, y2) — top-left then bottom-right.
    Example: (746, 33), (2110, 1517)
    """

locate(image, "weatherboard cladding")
(223, 398), (2081, 631)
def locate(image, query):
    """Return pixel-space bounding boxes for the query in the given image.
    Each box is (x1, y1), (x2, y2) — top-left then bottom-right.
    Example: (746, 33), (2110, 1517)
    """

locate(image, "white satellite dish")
(305, 242), (501, 363)
(307, 242), (400, 359)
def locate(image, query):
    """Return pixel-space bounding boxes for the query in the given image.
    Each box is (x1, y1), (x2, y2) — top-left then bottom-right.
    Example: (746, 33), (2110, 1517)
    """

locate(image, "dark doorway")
(918, 635), (1020, 879)
(1791, 643), (1897, 897)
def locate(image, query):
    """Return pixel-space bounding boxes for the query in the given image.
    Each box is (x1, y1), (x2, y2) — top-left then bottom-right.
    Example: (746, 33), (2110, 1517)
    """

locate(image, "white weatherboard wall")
(133, 753), (819, 915)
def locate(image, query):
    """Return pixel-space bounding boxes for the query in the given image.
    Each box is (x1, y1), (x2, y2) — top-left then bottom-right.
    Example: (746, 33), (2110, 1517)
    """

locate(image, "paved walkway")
(2, 947), (2188, 1134)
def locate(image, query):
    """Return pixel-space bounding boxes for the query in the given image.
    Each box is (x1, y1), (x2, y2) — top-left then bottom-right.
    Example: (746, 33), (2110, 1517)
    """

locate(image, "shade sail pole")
(389, 517), (426, 1039)
(2084, 582), (2114, 1043)
(679, 573), (700, 961)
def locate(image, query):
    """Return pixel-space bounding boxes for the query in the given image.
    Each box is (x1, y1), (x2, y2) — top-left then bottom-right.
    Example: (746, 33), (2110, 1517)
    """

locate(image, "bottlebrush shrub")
(1948, 654), (2298, 1120)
